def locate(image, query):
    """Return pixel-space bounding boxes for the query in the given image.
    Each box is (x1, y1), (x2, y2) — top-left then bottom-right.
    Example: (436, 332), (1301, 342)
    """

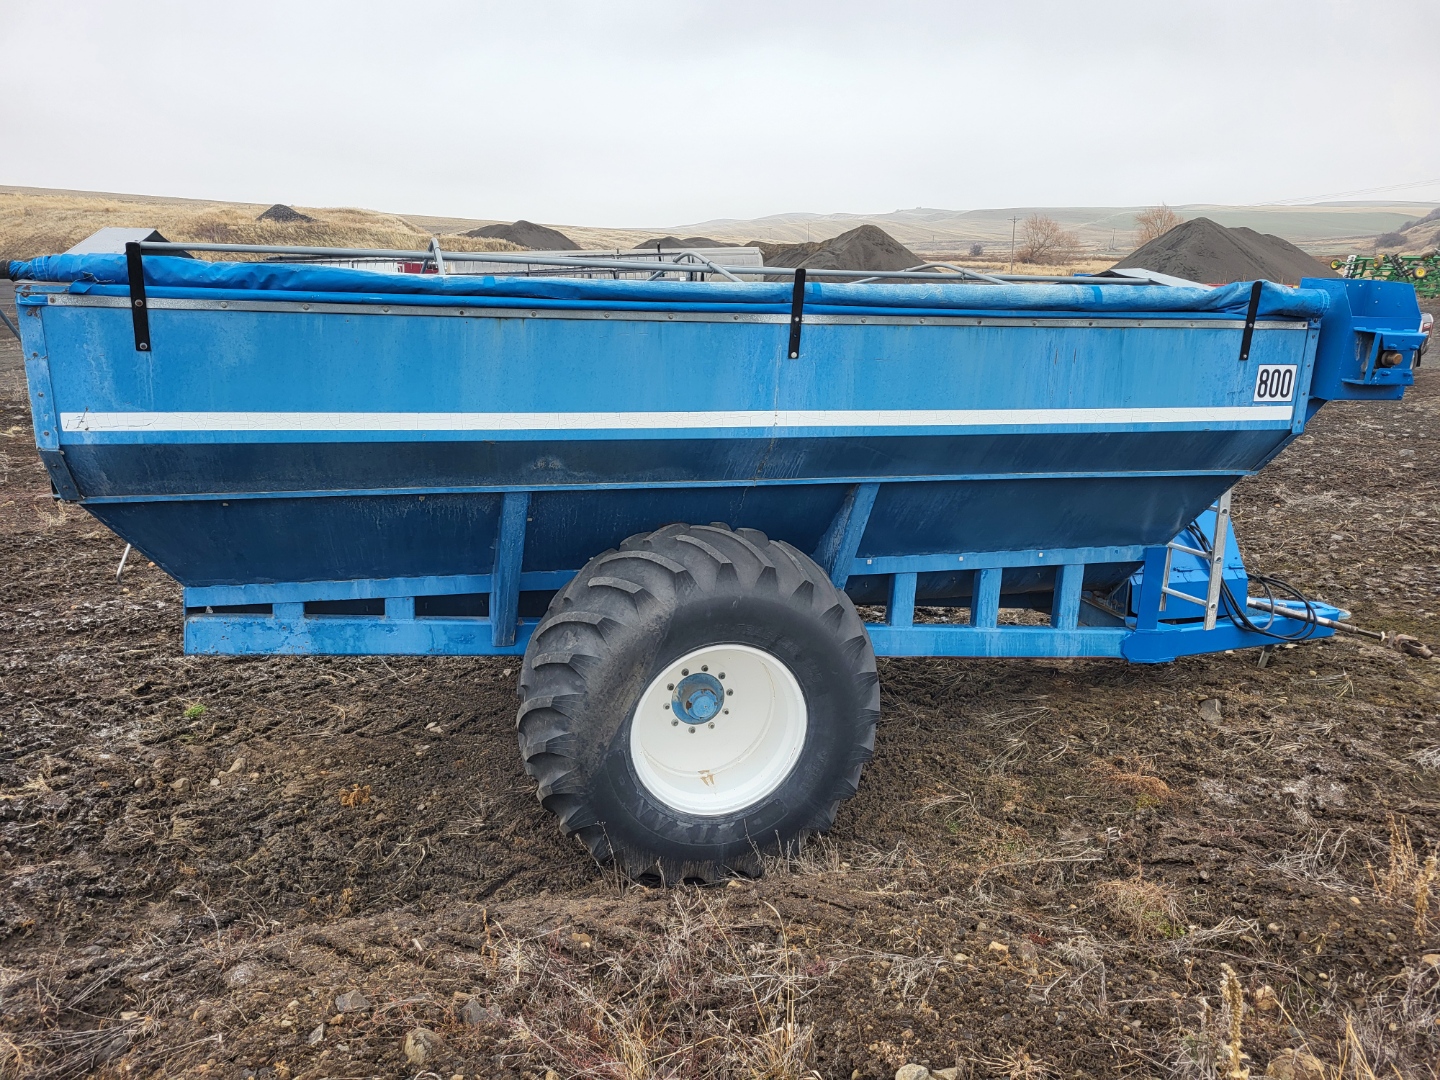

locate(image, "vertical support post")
(887, 572), (917, 627)
(17, 298), (82, 500)
(385, 596), (415, 620)
(1157, 542), (1175, 612)
(1203, 489), (1233, 631)
(812, 482), (880, 589)
(1050, 563), (1083, 630)
(125, 242), (151, 352)
(972, 568), (1001, 628)
(490, 491), (530, 648)
(1135, 546), (1169, 631)
(787, 267), (807, 359)
(273, 602), (304, 623)
(1237, 280), (1262, 362)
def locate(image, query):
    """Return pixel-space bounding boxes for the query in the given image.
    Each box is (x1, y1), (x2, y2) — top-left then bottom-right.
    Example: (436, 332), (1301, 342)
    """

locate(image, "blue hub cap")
(672, 672), (724, 723)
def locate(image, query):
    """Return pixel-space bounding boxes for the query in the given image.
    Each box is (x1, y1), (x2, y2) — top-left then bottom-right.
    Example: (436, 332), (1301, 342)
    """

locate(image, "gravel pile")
(1111, 216), (1334, 285)
(256, 204), (313, 224)
(753, 224), (920, 274)
(464, 220), (579, 250)
(634, 235), (733, 249)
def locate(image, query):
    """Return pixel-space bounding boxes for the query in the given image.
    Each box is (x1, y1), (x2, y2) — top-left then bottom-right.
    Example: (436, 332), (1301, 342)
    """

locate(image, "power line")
(1269, 176), (1440, 206)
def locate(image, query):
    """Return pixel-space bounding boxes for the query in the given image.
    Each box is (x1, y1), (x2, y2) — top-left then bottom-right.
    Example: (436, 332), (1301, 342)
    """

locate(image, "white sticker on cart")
(1252, 364), (1297, 403)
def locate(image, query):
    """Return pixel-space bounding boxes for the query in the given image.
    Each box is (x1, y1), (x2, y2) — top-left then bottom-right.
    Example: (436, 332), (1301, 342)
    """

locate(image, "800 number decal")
(1253, 364), (1297, 403)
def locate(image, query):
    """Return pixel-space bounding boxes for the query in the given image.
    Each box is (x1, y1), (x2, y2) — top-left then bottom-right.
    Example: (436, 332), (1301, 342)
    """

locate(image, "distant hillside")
(1373, 207), (1440, 255)
(3, 184), (1430, 262)
(0, 186), (518, 263)
(668, 203), (1434, 258)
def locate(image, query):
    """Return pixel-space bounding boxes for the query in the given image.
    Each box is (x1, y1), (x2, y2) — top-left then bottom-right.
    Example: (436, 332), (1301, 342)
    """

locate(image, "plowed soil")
(1, 295), (1437, 1080)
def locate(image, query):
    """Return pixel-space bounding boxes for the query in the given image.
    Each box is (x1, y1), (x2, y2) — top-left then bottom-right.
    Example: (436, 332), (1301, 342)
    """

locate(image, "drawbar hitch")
(1237, 280), (1262, 362)
(126, 242), (151, 352)
(787, 267), (806, 359)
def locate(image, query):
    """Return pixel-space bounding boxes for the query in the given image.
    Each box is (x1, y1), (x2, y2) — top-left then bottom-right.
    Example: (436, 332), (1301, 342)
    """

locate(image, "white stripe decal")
(60, 407), (1294, 433)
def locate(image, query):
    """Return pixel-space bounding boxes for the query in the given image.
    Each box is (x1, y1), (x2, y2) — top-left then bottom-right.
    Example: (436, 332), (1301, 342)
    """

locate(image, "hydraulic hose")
(1182, 523), (1320, 643)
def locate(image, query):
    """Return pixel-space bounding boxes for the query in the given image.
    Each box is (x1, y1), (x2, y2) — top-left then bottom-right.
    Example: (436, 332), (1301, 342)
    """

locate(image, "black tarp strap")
(126, 242), (151, 352)
(787, 267), (806, 359)
(1237, 280), (1262, 362)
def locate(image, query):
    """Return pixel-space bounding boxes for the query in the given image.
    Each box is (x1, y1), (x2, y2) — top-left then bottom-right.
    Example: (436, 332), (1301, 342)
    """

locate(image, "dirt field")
(1, 289), (1437, 1080)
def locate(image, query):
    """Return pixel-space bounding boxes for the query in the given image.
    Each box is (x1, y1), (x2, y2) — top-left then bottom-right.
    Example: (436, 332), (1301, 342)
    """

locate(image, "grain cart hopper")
(7, 244), (1427, 880)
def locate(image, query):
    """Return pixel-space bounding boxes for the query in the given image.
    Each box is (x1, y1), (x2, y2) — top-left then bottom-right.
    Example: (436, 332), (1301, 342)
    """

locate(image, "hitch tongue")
(1246, 598), (1432, 658)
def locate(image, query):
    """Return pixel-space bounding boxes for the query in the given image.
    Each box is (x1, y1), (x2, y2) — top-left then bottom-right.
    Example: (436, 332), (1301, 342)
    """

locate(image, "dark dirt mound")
(256, 204), (313, 224)
(754, 224), (920, 273)
(463, 220), (579, 251)
(1112, 216), (1335, 285)
(635, 235), (733, 249)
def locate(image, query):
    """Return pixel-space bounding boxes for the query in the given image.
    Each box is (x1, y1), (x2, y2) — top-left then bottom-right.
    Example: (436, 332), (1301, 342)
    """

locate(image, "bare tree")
(968, 242), (984, 257)
(1016, 214), (1079, 265)
(1134, 204), (1181, 246)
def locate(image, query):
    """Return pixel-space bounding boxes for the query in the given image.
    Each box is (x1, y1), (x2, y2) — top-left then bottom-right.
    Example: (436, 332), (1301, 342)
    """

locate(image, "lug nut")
(701, 665), (708, 671)
(708, 722), (715, 728)
(688, 726), (696, 733)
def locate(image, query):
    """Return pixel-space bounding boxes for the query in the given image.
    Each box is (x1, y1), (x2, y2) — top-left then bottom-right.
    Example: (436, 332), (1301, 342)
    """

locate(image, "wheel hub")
(672, 672), (724, 722)
(630, 644), (808, 817)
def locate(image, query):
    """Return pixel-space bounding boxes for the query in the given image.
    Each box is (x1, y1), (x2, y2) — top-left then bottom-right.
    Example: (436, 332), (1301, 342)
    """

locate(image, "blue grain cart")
(7, 244), (1427, 879)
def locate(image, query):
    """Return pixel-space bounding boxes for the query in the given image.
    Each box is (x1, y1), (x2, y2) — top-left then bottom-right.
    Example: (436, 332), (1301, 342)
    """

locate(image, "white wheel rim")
(629, 643), (808, 817)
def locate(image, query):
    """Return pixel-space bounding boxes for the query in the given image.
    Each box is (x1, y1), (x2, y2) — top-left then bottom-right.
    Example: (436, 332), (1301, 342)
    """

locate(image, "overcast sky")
(2, 1), (1437, 226)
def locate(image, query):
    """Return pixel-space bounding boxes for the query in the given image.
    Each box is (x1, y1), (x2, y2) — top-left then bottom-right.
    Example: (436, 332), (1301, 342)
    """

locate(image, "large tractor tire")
(516, 523), (879, 882)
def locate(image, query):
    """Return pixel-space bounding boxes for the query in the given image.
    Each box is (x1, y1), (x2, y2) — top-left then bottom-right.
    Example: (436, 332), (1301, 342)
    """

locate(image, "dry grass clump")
(1094, 873), (1185, 939)
(1369, 813), (1439, 936)
(472, 894), (826, 1080)
(0, 190), (519, 263)
(1091, 755), (1175, 809)
(976, 1048), (1057, 1078)
(1216, 964), (1249, 1079)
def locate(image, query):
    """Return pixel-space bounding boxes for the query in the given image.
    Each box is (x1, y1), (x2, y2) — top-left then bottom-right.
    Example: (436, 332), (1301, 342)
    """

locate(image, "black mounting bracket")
(1237, 280), (1262, 362)
(126, 242), (151, 352)
(787, 267), (806, 359)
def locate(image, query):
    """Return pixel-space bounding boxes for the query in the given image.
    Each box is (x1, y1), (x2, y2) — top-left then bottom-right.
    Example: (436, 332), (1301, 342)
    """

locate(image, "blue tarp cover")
(8, 254), (1330, 319)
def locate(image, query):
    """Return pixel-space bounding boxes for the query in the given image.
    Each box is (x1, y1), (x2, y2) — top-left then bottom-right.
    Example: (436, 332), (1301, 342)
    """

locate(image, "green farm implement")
(1333, 252), (1440, 298)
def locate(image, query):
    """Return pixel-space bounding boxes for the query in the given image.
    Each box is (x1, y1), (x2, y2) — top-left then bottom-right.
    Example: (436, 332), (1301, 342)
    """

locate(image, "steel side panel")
(39, 303), (1310, 438)
(182, 610), (1332, 659)
(27, 297), (1320, 598)
(866, 624), (1127, 657)
(184, 614), (534, 655)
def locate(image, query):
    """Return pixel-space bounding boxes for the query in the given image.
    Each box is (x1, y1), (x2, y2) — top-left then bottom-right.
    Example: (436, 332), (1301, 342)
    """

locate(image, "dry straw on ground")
(1370, 813), (1439, 937)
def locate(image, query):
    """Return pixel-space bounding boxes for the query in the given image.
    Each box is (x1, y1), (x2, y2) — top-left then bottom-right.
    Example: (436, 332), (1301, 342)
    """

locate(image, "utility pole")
(1008, 215), (1021, 273)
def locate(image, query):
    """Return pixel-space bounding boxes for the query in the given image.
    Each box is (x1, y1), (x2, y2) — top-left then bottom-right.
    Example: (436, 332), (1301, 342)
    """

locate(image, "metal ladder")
(1157, 488), (1232, 631)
